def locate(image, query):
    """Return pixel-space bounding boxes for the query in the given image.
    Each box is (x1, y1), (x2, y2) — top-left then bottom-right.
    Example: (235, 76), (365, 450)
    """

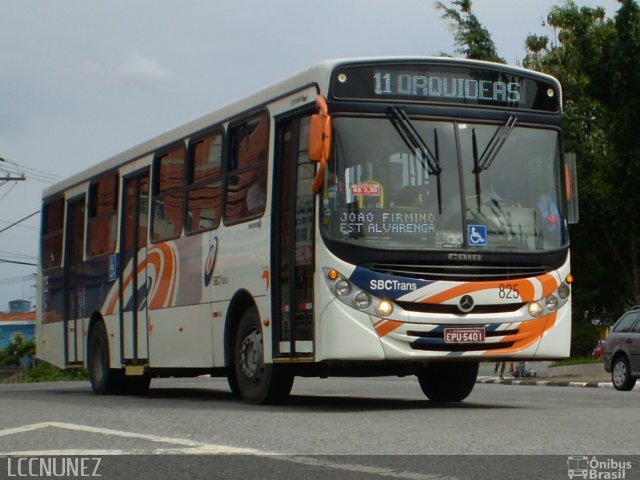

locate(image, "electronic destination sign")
(330, 62), (560, 112)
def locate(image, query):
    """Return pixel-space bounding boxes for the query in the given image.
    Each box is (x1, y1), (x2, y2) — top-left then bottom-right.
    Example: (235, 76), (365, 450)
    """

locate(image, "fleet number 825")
(498, 284), (520, 299)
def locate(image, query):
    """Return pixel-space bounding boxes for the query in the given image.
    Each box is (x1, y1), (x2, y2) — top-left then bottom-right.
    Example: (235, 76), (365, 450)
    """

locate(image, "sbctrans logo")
(567, 456), (632, 479)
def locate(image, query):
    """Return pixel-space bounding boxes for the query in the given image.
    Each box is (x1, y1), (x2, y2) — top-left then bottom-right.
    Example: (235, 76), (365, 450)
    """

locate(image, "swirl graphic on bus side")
(101, 242), (179, 315)
(204, 236), (219, 287)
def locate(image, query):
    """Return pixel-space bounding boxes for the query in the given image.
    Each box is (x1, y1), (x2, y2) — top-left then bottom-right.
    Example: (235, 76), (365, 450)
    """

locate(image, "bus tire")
(611, 355), (636, 391)
(227, 369), (240, 396)
(88, 321), (123, 395)
(233, 307), (294, 404)
(417, 361), (478, 402)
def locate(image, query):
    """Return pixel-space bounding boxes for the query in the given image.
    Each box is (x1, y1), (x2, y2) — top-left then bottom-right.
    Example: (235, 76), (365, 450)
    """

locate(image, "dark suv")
(603, 306), (640, 391)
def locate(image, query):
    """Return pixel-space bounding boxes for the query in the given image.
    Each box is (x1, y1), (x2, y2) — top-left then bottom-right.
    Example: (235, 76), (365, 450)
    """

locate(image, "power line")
(0, 156), (62, 184)
(0, 218), (38, 231)
(0, 258), (37, 266)
(0, 181), (18, 201)
(0, 156), (27, 183)
(10, 163), (62, 180)
(0, 211), (40, 235)
(0, 251), (37, 261)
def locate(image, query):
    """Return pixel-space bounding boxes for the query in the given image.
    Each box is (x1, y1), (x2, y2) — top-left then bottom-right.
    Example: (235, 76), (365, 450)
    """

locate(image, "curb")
(476, 376), (640, 391)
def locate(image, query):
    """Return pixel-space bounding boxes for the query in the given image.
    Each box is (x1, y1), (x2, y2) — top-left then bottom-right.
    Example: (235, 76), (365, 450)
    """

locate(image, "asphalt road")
(0, 377), (638, 480)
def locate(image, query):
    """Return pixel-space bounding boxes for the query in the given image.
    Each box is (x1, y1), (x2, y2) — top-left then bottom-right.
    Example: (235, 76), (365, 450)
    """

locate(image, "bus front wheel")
(417, 361), (478, 402)
(88, 321), (123, 395)
(233, 307), (294, 404)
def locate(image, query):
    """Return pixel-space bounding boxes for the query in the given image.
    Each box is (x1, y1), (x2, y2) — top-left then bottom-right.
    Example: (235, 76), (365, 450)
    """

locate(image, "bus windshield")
(321, 116), (566, 252)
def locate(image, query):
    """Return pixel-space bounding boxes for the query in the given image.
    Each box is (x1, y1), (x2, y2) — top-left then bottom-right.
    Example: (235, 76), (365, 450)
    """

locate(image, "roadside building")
(0, 311), (35, 349)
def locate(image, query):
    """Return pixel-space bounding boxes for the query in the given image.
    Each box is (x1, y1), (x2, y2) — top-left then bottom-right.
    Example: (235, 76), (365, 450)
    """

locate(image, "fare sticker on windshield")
(351, 184), (381, 196)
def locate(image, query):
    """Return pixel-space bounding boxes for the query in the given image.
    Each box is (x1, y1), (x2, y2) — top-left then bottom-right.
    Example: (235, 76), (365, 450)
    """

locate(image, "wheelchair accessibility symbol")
(468, 224), (487, 247)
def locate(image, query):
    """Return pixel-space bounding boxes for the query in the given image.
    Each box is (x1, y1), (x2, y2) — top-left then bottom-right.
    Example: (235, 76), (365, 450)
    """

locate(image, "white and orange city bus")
(36, 57), (578, 404)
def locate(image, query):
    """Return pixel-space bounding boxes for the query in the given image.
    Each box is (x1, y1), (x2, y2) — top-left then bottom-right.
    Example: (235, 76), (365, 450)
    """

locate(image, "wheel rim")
(613, 360), (627, 387)
(239, 328), (263, 380)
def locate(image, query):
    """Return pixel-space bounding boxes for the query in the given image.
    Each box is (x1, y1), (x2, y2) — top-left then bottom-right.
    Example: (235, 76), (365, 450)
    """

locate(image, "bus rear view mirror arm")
(309, 94), (332, 194)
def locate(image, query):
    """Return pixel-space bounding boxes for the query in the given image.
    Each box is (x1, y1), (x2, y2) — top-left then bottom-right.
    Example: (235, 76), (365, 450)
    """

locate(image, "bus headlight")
(528, 301), (543, 318)
(558, 282), (570, 299)
(376, 300), (394, 317)
(545, 295), (559, 311)
(526, 279), (570, 319)
(335, 280), (351, 297)
(323, 268), (401, 320)
(354, 292), (371, 309)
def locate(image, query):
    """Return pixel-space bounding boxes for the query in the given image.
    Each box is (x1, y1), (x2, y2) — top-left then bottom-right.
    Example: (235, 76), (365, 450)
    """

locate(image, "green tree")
(435, 0), (640, 354)
(435, 0), (505, 63)
(523, 1), (640, 335)
(0, 334), (35, 367)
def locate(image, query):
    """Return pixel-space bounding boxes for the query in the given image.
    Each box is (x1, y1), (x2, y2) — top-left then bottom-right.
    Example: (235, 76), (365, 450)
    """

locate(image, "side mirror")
(309, 114), (331, 162)
(309, 95), (332, 194)
(564, 152), (579, 224)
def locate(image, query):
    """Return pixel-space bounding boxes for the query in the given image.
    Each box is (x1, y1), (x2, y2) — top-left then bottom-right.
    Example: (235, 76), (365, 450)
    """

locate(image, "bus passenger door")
(272, 114), (315, 359)
(120, 171), (150, 365)
(63, 195), (85, 366)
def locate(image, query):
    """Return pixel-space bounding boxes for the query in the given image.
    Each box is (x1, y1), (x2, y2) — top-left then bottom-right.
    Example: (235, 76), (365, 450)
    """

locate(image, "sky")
(0, 0), (622, 311)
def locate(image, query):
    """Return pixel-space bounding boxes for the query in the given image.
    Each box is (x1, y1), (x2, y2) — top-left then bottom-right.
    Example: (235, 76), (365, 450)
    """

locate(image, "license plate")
(443, 327), (486, 344)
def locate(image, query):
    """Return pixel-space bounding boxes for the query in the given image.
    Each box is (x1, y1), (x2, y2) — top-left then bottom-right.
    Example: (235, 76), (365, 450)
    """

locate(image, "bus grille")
(396, 301), (524, 315)
(365, 262), (551, 281)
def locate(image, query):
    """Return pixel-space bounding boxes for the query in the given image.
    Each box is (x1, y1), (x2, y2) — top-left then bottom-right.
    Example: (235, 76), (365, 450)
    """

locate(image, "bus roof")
(42, 56), (560, 199)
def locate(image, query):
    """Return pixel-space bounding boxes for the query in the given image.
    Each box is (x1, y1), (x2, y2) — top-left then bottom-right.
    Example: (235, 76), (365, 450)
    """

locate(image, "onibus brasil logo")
(567, 456), (632, 479)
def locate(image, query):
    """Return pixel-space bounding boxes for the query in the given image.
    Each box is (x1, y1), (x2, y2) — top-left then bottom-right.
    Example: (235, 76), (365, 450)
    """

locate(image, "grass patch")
(24, 362), (89, 382)
(550, 356), (602, 367)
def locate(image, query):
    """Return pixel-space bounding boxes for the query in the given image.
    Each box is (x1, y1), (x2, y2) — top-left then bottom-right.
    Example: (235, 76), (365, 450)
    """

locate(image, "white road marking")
(2, 449), (131, 456)
(0, 423), (51, 438)
(0, 421), (263, 455)
(0, 422), (458, 480)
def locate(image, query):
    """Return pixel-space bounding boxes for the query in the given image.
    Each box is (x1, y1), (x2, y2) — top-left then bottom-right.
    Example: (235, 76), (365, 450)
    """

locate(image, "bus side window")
(87, 174), (118, 257)
(41, 198), (64, 269)
(151, 144), (185, 241)
(186, 131), (223, 233)
(225, 112), (269, 223)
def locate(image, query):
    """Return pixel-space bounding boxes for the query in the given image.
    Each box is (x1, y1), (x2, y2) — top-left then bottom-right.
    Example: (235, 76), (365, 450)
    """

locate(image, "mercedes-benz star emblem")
(458, 295), (475, 313)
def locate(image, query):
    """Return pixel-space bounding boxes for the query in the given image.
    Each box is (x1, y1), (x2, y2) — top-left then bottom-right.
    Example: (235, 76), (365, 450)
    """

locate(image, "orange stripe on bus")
(538, 273), (558, 298)
(148, 244), (176, 310)
(105, 290), (119, 316)
(421, 279), (535, 304)
(485, 311), (558, 355)
(375, 320), (403, 338)
(373, 318), (386, 327)
(420, 273), (560, 306)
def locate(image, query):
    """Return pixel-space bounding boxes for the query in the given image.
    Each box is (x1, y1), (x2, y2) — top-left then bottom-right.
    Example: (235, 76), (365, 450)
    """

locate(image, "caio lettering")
(448, 253), (482, 261)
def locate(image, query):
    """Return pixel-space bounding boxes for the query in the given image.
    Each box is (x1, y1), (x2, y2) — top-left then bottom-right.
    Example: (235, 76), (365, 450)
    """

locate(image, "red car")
(592, 340), (606, 358)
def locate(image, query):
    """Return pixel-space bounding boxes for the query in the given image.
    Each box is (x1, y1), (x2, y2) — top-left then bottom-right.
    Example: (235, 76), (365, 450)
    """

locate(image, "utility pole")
(1, 172), (26, 182)
(0, 157), (26, 183)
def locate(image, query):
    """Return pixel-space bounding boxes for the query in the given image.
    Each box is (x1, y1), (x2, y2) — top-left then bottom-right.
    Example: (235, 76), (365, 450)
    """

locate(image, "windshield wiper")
(388, 107), (441, 175)
(471, 115), (517, 208)
(473, 114), (517, 173)
(388, 107), (443, 213)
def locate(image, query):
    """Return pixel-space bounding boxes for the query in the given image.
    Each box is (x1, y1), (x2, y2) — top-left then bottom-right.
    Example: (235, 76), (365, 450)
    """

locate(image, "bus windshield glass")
(321, 116), (566, 252)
